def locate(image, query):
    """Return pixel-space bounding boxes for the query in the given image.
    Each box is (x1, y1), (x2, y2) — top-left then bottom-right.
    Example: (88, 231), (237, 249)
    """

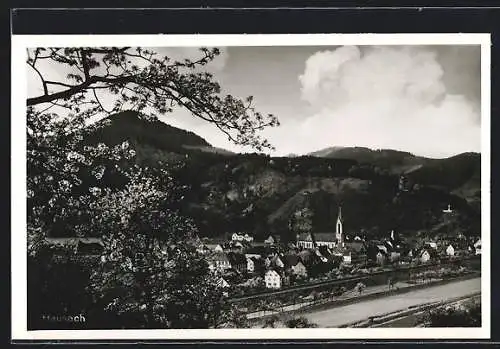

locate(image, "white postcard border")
(11, 33), (491, 340)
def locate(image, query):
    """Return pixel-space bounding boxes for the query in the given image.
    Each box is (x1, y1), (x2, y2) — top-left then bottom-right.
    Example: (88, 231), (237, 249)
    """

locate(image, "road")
(303, 277), (481, 328)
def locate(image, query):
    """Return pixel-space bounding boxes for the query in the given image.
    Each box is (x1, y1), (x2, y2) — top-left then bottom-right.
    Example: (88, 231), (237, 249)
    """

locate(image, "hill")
(309, 146), (480, 205)
(78, 111), (481, 241)
(86, 110), (234, 157)
(309, 146), (431, 174)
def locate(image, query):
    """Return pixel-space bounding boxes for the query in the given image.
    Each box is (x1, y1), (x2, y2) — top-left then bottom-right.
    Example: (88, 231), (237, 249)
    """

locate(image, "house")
(345, 241), (365, 253)
(474, 239), (481, 255)
(343, 251), (352, 264)
(264, 269), (282, 289)
(243, 233), (254, 243)
(376, 251), (387, 266)
(231, 232), (254, 243)
(227, 252), (247, 273)
(217, 277), (230, 289)
(317, 245), (332, 257)
(291, 261), (308, 278)
(329, 246), (345, 257)
(426, 242), (438, 250)
(231, 233), (243, 242)
(446, 244), (455, 256)
(217, 277), (230, 297)
(314, 248), (329, 263)
(314, 232), (338, 249)
(264, 235), (276, 245)
(245, 245), (266, 257)
(389, 251), (401, 262)
(206, 253), (231, 271)
(419, 249), (432, 263)
(247, 257), (255, 273)
(296, 232), (315, 249)
(384, 240), (395, 252)
(376, 244), (388, 255)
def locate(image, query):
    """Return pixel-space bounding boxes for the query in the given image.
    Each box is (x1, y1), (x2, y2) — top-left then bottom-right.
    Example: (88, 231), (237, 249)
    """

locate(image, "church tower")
(335, 206), (344, 246)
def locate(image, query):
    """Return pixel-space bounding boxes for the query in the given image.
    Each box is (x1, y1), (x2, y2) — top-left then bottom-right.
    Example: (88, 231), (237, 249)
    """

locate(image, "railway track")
(357, 292), (481, 328)
(229, 256), (480, 303)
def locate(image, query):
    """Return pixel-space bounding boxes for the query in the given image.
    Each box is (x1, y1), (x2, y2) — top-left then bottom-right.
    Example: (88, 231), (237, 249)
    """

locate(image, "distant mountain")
(76, 111), (481, 241)
(309, 146), (480, 204)
(409, 152), (481, 208)
(309, 146), (430, 174)
(87, 110), (234, 157)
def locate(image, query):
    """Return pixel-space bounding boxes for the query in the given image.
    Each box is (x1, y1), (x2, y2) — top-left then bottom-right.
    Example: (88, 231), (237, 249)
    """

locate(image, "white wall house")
(428, 242), (438, 249)
(264, 235), (275, 245)
(376, 251), (386, 266)
(264, 270), (282, 289)
(247, 257), (255, 273)
(243, 234), (254, 242)
(420, 250), (431, 263)
(232, 233), (254, 242)
(474, 239), (481, 255)
(389, 251), (401, 262)
(232, 233), (243, 241)
(343, 252), (352, 264)
(446, 244), (455, 256)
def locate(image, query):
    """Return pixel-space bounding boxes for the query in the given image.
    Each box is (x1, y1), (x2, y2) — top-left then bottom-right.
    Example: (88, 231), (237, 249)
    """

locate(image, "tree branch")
(27, 75), (135, 106)
(27, 51), (48, 96)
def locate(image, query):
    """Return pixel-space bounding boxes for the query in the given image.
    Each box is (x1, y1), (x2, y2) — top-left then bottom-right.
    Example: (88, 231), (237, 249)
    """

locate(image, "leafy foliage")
(284, 316), (318, 328)
(424, 300), (481, 327)
(26, 46), (280, 329)
(27, 47), (279, 151)
(27, 107), (137, 253)
(289, 207), (314, 237)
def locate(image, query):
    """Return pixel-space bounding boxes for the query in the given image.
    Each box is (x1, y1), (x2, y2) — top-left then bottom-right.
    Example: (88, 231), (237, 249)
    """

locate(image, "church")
(296, 206), (344, 249)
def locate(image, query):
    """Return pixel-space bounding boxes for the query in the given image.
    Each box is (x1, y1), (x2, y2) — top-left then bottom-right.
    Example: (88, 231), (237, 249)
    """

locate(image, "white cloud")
(289, 45), (480, 158)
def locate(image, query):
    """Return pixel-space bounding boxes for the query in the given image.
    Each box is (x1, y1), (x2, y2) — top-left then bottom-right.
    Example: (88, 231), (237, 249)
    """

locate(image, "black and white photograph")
(11, 34), (490, 340)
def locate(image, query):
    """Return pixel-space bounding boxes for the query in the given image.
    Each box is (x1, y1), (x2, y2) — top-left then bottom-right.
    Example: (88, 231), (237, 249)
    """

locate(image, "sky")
(27, 45), (482, 158)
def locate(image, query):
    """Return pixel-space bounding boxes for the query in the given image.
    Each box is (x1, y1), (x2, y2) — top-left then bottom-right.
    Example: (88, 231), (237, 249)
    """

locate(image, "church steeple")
(336, 205), (343, 246)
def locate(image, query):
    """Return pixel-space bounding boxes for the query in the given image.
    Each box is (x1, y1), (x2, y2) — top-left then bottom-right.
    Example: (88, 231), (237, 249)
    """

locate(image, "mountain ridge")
(81, 110), (481, 241)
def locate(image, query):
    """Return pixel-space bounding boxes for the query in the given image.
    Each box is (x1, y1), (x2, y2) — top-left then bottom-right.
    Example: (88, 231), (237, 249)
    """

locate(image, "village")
(48, 205), (482, 298)
(189, 205), (481, 298)
(46, 202), (481, 302)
